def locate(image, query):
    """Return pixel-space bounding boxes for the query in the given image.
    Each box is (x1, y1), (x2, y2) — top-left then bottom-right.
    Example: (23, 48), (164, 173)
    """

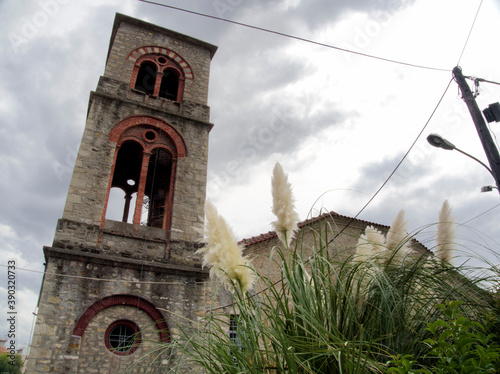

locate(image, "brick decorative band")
(127, 46), (194, 79)
(72, 294), (170, 343)
(109, 115), (187, 157)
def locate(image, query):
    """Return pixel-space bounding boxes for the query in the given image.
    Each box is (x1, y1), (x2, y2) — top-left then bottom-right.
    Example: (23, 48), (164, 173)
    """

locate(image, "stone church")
(26, 13), (430, 374)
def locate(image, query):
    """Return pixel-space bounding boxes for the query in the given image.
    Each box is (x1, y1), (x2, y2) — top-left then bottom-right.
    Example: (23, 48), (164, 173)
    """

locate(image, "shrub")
(388, 301), (500, 373)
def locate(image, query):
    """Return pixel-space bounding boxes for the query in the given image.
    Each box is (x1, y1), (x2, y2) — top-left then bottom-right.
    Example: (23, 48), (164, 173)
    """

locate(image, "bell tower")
(26, 14), (217, 373)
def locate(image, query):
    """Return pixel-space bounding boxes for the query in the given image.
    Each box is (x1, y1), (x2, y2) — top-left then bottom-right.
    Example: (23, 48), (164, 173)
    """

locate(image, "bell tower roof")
(106, 13), (218, 65)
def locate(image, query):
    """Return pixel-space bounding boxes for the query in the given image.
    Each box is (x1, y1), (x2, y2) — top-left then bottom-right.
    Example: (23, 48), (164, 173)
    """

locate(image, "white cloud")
(0, 224), (16, 240)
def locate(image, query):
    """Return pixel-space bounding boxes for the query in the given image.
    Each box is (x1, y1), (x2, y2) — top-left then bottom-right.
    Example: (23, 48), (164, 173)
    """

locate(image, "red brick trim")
(127, 46), (194, 79)
(72, 294), (170, 343)
(109, 115), (187, 157)
(99, 144), (121, 231)
(117, 136), (147, 150)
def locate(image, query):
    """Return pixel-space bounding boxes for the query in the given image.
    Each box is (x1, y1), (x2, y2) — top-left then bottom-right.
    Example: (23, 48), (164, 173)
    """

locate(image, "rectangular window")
(229, 314), (240, 346)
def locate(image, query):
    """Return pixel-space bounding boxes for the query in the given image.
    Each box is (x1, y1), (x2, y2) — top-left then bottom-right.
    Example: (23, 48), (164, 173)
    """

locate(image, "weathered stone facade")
(27, 14), (218, 373)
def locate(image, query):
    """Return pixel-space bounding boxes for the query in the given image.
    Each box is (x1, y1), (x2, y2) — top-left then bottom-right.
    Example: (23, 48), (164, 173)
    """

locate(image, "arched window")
(134, 61), (157, 95)
(129, 51), (188, 102)
(105, 116), (188, 234)
(159, 69), (179, 101)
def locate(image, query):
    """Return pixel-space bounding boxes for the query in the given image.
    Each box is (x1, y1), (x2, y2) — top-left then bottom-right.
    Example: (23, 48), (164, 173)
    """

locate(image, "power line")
(138, 0), (450, 72)
(461, 202), (500, 225)
(330, 77), (455, 241)
(456, 0), (484, 66)
(330, 0), (486, 239)
(0, 263), (209, 285)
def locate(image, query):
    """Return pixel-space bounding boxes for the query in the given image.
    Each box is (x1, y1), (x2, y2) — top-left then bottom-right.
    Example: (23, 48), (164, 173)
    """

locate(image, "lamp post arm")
(454, 148), (495, 179)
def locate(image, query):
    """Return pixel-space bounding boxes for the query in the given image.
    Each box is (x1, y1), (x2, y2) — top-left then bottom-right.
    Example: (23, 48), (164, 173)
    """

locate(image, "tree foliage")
(0, 353), (23, 374)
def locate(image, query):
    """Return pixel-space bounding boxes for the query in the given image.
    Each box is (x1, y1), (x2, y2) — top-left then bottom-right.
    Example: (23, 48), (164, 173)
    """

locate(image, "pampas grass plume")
(436, 200), (455, 263)
(386, 209), (412, 261)
(271, 162), (300, 247)
(386, 210), (407, 251)
(354, 226), (386, 263)
(197, 200), (254, 292)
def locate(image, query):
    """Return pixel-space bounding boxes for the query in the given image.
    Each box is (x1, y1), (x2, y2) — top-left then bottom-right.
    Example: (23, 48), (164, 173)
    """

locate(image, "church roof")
(239, 210), (431, 255)
(239, 211), (391, 247)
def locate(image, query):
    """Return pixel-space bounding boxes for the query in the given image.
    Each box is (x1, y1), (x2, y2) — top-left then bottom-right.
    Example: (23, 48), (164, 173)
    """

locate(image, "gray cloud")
(349, 153), (500, 264)
(210, 0), (416, 33)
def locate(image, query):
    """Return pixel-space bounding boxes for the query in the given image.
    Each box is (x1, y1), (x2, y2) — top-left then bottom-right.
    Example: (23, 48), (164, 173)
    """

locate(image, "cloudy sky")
(1, 0), (500, 350)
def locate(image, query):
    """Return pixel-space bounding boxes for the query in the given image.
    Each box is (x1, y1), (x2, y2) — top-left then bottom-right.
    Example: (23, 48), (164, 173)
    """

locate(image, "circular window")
(104, 320), (141, 355)
(157, 56), (167, 65)
(142, 129), (158, 143)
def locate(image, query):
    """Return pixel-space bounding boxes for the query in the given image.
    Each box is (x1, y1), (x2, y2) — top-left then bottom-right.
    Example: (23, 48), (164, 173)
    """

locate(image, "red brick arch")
(72, 294), (170, 343)
(109, 115), (187, 157)
(127, 46), (193, 79)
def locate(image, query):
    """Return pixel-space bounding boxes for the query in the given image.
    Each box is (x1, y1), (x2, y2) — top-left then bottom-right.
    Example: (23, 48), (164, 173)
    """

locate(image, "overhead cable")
(456, 0), (484, 66)
(138, 0), (450, 72)
(0, 263), (208, 285)
(331, 77), (454, 241)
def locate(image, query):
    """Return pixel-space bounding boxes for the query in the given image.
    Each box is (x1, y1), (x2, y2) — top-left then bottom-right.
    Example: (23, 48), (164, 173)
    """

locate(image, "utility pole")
(452, 66), (500, 191)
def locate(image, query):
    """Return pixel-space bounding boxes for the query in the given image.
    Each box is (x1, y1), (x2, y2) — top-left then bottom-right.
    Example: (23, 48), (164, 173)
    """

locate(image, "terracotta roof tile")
(239, 211), (391, 247)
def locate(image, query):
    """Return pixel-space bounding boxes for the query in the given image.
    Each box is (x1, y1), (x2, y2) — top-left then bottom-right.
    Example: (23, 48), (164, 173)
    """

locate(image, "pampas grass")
(386, 209), (412, 263)
(197, 200), (255, 293)
(436, 200), (455, 263)
(386, 210), (407, 251)
(354, 225), (387, 263)
(271, 162), (300, 247)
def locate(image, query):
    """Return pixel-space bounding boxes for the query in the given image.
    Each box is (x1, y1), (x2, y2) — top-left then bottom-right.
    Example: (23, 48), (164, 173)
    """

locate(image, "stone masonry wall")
(242, 214), (385, 293)
(26, 249), (211, 373)
(97, 76), (211, 123)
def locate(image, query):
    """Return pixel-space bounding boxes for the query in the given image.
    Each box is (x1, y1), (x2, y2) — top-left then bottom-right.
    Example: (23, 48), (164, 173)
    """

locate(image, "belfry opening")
(105, 117), (187, 232)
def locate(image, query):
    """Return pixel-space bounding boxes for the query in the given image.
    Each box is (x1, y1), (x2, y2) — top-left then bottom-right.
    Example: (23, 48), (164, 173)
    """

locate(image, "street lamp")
(426, 133), (500, 193)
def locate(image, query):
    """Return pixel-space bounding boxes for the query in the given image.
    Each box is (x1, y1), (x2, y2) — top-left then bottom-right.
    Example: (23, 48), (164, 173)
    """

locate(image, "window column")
(153, 71), (163, 97)
(122, 193), (133, 222)
(133, 151), (151, 225)
(164, 159), (177, 235)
